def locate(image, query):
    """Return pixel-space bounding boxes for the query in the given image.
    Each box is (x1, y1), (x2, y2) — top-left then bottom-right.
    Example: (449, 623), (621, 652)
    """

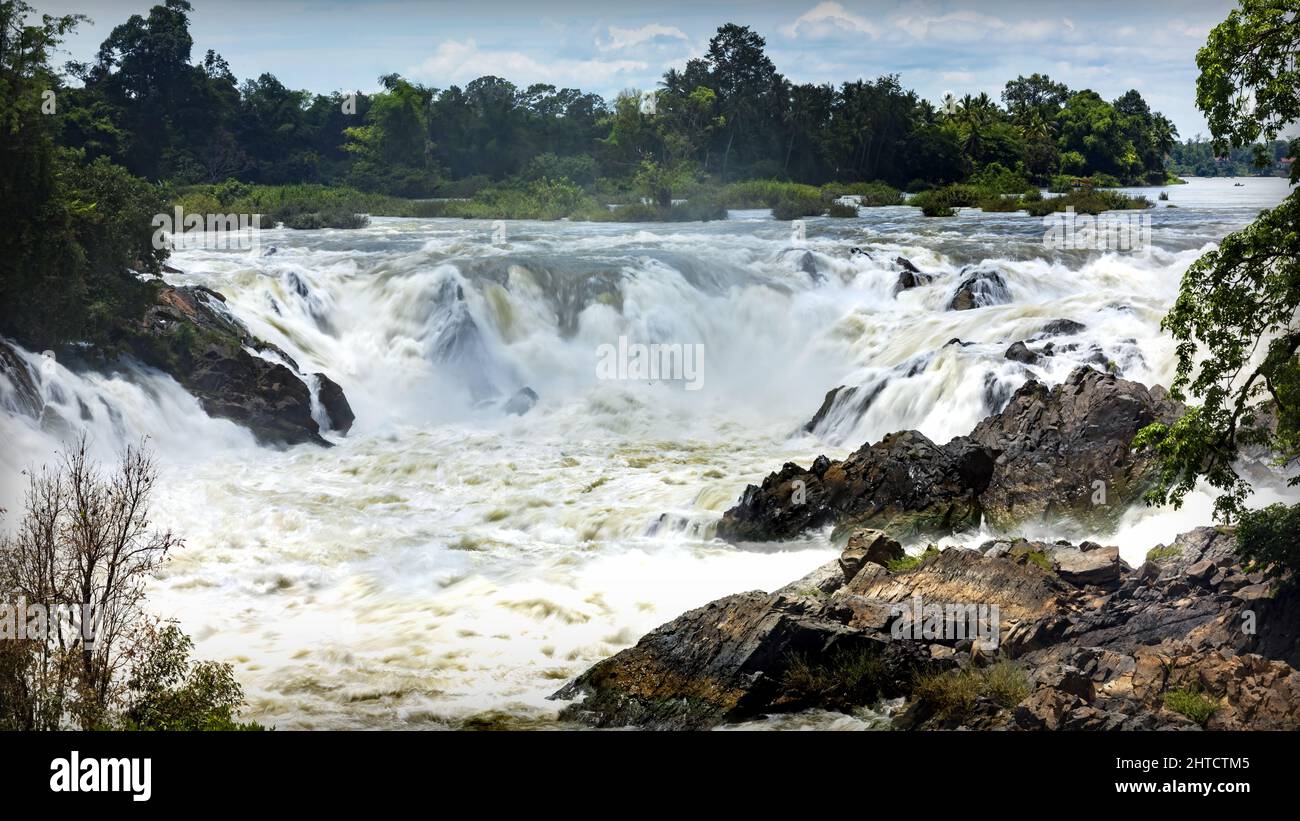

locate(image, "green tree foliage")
(1136, 1), (1300, 571)
(0, 1), (166, 351)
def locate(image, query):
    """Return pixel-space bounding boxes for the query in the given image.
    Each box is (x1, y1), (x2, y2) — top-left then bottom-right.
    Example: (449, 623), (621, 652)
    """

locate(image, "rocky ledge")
(127, 285), (353, 446)
(717, 366), (1182, 542)
(553, 526), (1300, 730)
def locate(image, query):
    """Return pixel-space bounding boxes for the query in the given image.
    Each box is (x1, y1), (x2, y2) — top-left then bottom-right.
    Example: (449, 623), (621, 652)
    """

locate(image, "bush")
(782, 646), (889, 704)
(827, 200), (860, 217)
(823, 181), (903, 206)
(1163, 687), (1219, 725)
(911, 661), (1030, 722)
(772, 192), (826, 220)
(887, 545), (940, 572)
(1022, 188), (1151, 217)
(1236, 502), (1300, 582)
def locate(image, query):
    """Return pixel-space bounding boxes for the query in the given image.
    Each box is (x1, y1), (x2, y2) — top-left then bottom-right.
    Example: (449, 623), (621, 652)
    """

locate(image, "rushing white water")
(0, 176), (1294, 729)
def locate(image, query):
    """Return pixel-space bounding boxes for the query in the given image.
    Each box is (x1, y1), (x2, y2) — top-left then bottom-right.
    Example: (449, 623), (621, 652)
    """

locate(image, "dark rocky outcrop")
(1033, 318), (1087, 339)
(314, 373), (355, 433)
(554, 526), (1300, 730)
(129, 286), (350, 446)
(893, 258), (933, 294)
(721, 367), (1182, 542)
(0, 339), (41, 418)
(948, 269), (1010, 311)
(970, 366), (1183, 529)
(717, 429), (995, 542)
(503, 386), (539, 416)
(1004, 340), (1039, 365)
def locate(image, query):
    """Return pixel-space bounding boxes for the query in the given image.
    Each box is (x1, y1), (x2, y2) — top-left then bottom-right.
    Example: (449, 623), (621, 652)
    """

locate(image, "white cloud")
(890, 10), (1066, 43)
(599, 24), (690, 52)
(783, 2), (880, 39)
(941, 70), (976, 83)
(408, 39), (647, 89)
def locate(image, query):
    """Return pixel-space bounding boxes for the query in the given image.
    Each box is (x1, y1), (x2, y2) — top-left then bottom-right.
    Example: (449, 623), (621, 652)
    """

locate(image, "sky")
(33, 0), (1249, 140)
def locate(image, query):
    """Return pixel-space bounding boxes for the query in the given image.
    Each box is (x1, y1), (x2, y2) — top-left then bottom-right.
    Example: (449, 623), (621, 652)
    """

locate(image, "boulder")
(129, 286), (339, 446)
(716, 430), (994, 542)
(1033, 318), (1087, 339)
(314, 373), (355, 433)
(1004, 341), (1039, 365)
(0, 339), (41, 418)
(970, 367), (1184, 530)
(503, 386), (539, 416)
(838, 529), (904, 580)
(1053, 546), (1121, 588)
(948, 269), (1010, 311)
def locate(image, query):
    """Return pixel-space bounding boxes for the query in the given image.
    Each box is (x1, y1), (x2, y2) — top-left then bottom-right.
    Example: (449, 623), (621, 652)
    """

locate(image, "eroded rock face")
(948, 269), (1010, 311)
(724, 368), (1180, 542)
(130, 286), (352, 446)
(716, 430), (995, 542)
(554, 526), (1300, 731)
(0, 339), (41, 418)
(970, 367), (1183, 530)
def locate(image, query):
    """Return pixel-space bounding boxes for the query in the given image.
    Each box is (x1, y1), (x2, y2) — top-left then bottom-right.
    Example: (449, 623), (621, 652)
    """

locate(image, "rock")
(314, 373), (355, 433)
(839, 529), (904, 580)
(802, 381), (887, 436)
(1053, 546), (1121, 588)
(948, 269), (1010, 311)
(0, 339), (41, 418)
(1033, 318), (1087, 339)
(503, 386), (539, 416)
(551, 591), (916, 730)
(1004, 341), (1040, 365)
(557, 523), (1300, 731)
(893, 258), (933, 293)
(717, 430), (994, 542)
(722, 367), (1181, 542)
(799, 251), (824, 283)
(129, 286), (333, 446)
(970, 367), (1184, 530)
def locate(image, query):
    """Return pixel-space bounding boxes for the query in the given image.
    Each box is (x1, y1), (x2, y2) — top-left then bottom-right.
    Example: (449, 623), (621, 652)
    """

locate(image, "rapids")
(0, 176), (1294, 728)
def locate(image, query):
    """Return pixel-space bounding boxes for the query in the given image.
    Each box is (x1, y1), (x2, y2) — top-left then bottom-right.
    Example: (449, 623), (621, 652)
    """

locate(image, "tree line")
(41, 1), (1195, 197)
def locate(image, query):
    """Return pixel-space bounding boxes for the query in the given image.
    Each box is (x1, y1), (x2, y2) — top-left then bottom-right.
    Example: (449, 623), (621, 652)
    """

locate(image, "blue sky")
(35, 0), (1248, 139)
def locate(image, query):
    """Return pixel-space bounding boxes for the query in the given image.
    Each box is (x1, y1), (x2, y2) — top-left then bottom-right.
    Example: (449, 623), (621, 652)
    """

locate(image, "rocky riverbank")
(553, 525), (1299, 730)
(2, 284), (354, 447)
(718, 366), (1182, 542)
(553, 365), (1298, 730)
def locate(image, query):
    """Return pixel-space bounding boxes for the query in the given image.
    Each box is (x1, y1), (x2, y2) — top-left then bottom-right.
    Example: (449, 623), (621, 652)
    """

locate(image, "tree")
(0, 438), (257, 730)
(1136, 0), (1300, 547)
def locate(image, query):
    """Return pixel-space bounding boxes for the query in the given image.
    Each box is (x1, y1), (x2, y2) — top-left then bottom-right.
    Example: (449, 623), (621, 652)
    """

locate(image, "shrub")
(1236, 502), (1300, 582)
(887, 545), (940, 572)
(772, 193), (826, 220)
(823, 181), (903, 206)
(827, 200), (859, 217)
(1163, 687), (1219, 725)
(911, 661), (1030, 722)
(1022, 188), (1151, 217)
(782, 646), (889, 704)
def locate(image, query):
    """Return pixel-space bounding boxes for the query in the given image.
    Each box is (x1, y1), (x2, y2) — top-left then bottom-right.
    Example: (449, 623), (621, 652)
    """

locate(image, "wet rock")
(1004, 341), (1039, 365)
(717, 430), (994, 542)
(314, 373), (355, 433)
(503, 386), (539, 416)
(948, 269), (1010, 311)
(728, 367), (1180, 542)
(129, 286), (334, 446)
(0, 339), (41, 417)
(1033, 318), (1087, 339)
(799, 251), (824, 284)
(970, 367), (1184, 530)
(893, 258), (933, 293)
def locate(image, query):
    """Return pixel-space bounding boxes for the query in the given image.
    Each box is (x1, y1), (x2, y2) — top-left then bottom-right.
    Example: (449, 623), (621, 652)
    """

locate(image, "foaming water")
(0, 176), (1294, 728)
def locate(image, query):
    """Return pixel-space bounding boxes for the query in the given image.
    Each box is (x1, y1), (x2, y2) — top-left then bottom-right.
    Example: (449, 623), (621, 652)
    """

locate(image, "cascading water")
(0, 176), (1293, 728)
